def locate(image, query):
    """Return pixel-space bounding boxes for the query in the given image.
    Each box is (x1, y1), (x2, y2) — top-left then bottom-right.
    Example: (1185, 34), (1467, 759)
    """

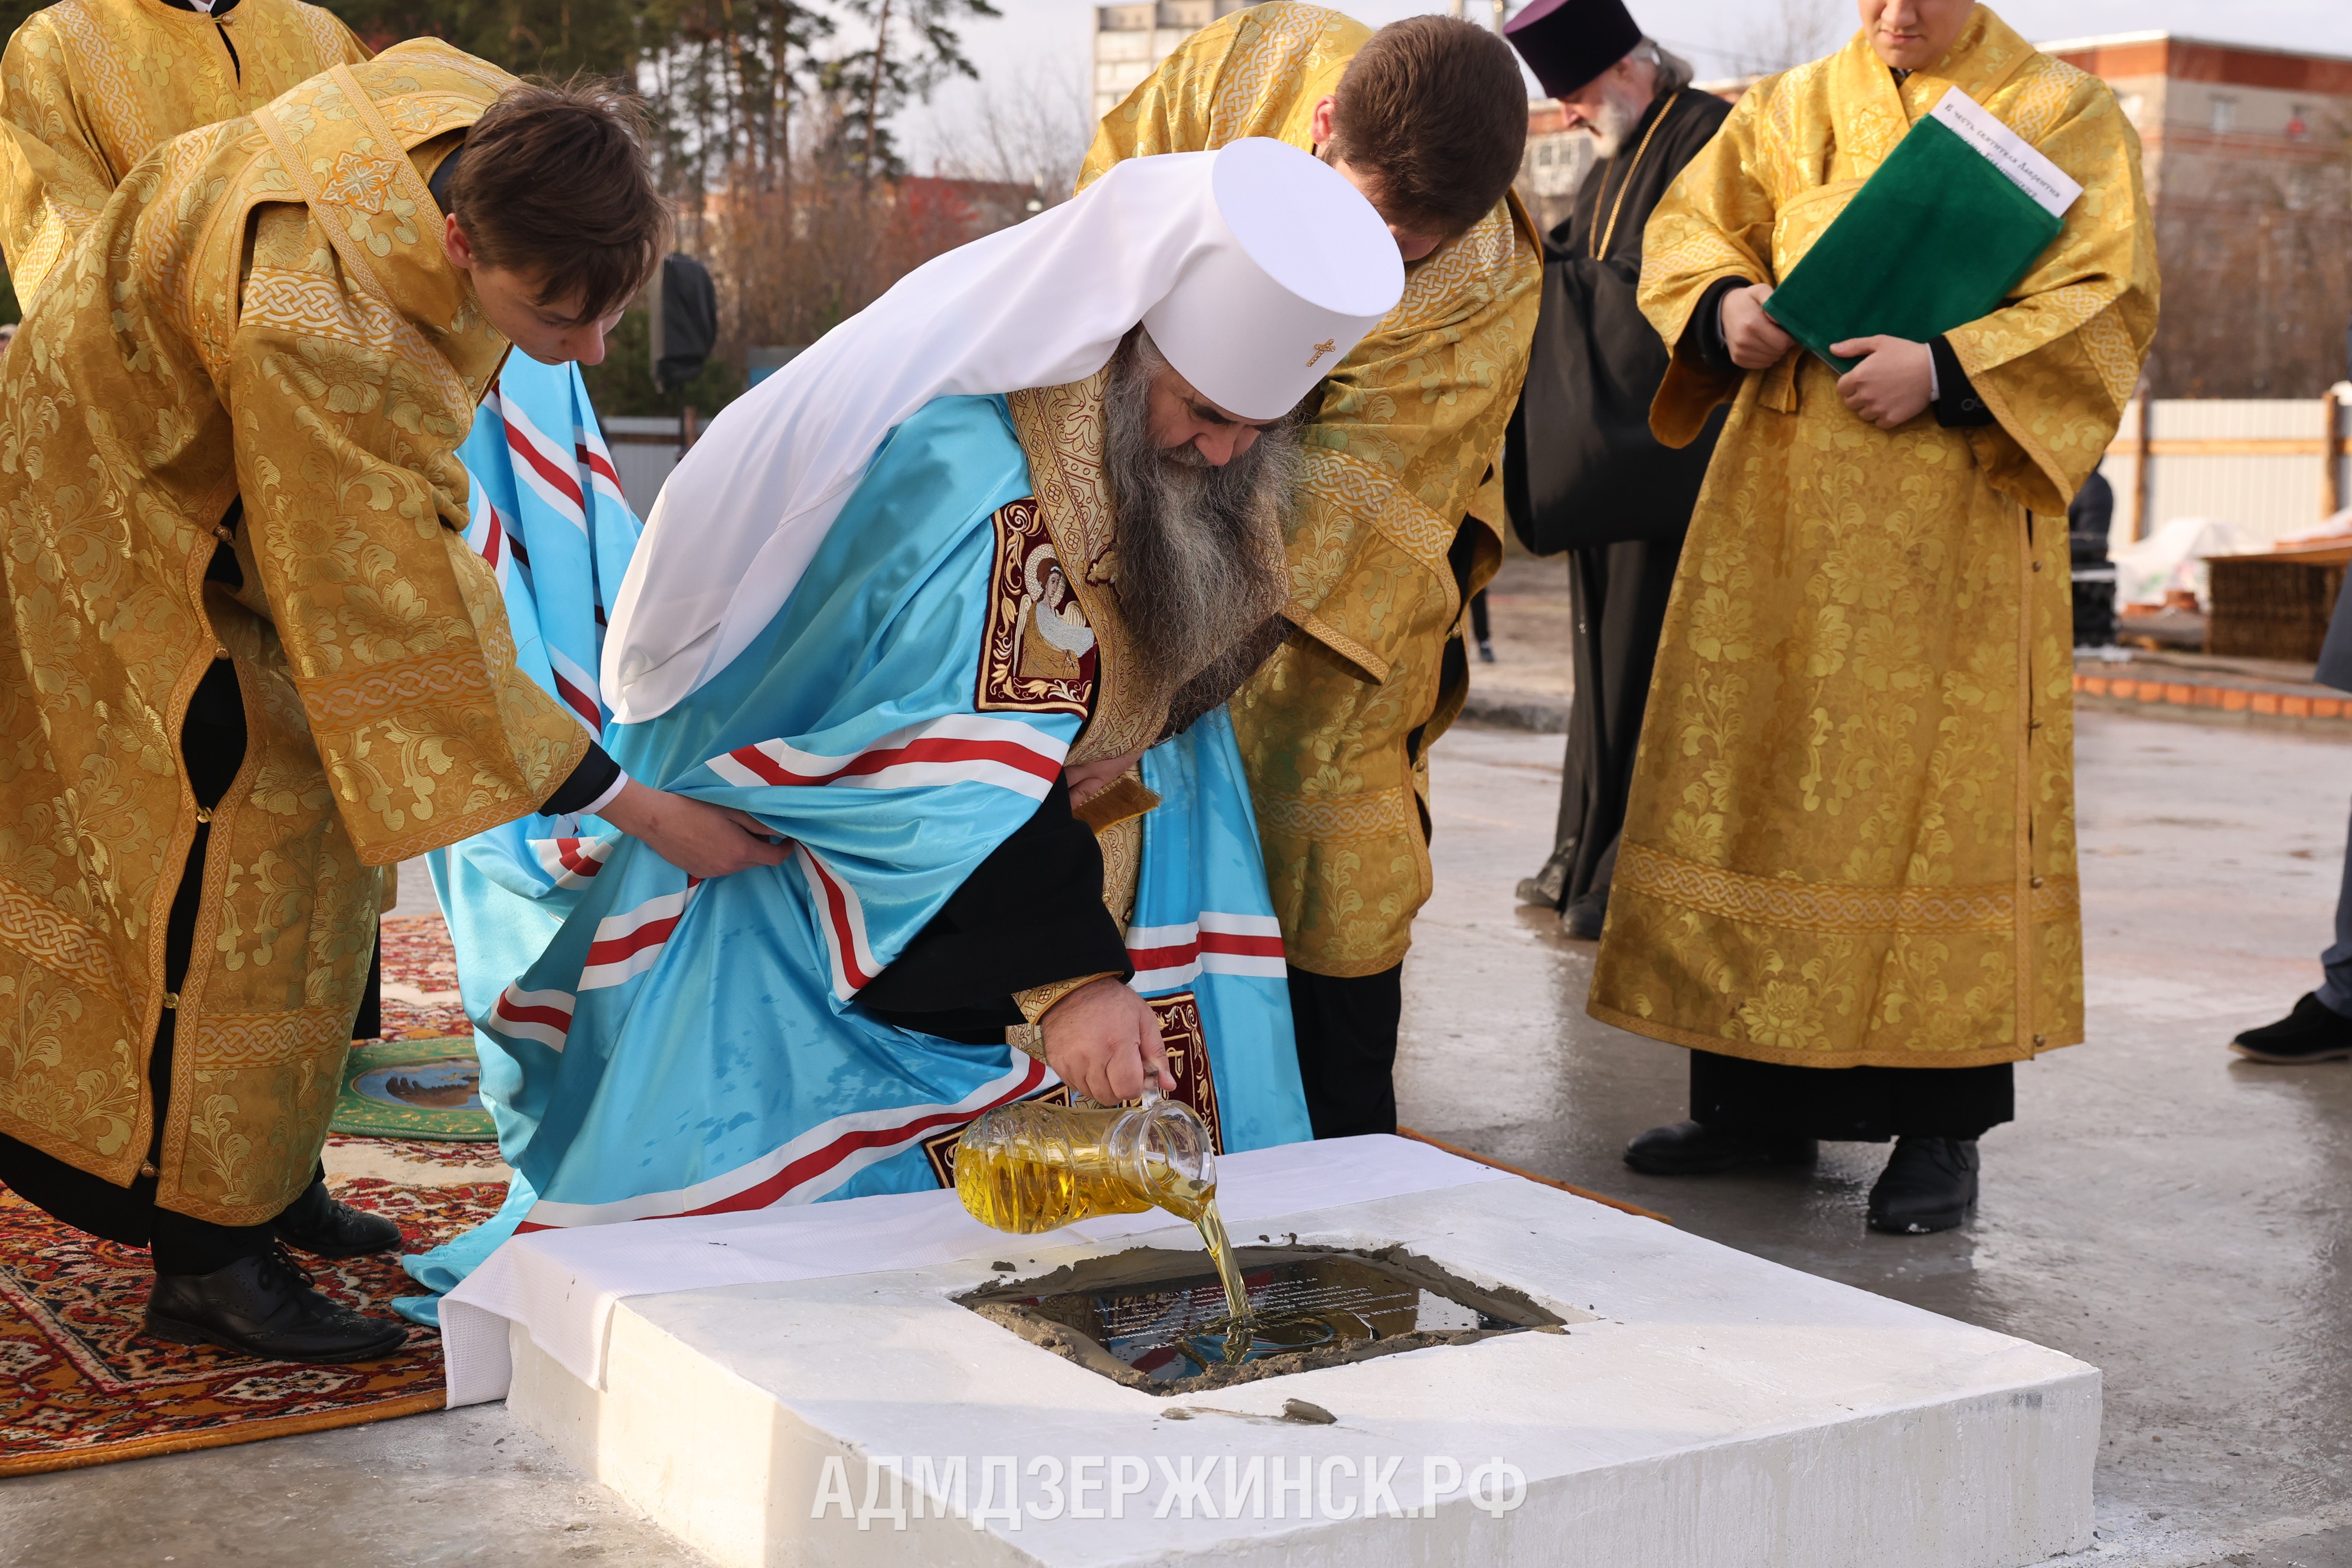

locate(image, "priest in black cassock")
(1500, 0), (1730, 939)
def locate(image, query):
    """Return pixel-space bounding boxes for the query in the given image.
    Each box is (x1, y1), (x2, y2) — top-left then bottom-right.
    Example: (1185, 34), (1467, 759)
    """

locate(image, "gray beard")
(1587, 93), (1643, 158)
(1102, 338), (1299, 707)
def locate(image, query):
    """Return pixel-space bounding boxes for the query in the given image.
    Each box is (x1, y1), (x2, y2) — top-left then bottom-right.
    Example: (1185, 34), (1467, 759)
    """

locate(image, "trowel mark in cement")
(955, 1242), (1582, 1394)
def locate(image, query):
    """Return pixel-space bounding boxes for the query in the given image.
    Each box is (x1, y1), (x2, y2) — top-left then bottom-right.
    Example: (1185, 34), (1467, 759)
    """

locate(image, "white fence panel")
(2099, 393), (2348, 545)
(602, 415), (688, 520)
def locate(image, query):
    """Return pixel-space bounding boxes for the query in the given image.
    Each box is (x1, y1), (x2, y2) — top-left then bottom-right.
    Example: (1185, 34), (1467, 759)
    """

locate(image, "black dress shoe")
(2231, 993), (2352, 1064)
(146, 1245), (409, 1364)
(1624, 1119), (1818, 1175)
(272, 1177), (403, 1257)
(1560, 890), (1608, 940)
(1866, 1138), (1979, 1234)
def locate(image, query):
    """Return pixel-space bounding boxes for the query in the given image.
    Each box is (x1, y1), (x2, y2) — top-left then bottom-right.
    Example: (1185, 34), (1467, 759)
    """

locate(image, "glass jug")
(955, 1090), (1217, 1234)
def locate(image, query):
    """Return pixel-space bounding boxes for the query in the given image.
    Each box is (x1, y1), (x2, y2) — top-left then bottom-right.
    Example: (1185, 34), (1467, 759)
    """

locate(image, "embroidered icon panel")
(977, 497), (1096, 716)
(1149, 991), (1223, 1155)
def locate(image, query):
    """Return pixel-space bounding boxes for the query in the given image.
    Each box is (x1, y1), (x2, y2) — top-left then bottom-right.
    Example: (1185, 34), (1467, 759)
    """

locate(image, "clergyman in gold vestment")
(0, 47), (778, 1361)
(1082, 3), (1540, 1137)
(1590, 0), (2156, 1231)
(0, 0), (367, 315)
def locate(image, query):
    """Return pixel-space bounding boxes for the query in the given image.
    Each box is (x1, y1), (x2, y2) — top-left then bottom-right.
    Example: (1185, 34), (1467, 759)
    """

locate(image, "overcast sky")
(908, 0), (2352, 171)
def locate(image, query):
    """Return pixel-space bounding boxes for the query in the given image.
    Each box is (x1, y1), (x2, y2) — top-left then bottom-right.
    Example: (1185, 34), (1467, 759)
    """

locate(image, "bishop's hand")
(1720, 283), (1796, 371)
(1040, 977), (1167, 1107)
(1830, 335), (1935, 430)
(600, 779), (793, 878)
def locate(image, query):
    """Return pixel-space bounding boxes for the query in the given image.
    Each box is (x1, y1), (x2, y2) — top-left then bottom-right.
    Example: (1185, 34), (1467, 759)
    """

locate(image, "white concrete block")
(507, 1179), (2096, 1567)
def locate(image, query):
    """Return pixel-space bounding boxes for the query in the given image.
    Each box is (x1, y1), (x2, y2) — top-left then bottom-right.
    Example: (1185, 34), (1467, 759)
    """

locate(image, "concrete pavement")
(4, 708), (2348, 1566)
(1408, 714), (2352, 1568)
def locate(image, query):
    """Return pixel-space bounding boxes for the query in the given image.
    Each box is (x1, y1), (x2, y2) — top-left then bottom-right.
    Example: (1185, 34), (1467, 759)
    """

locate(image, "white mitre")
(602, 137), (1403, 724)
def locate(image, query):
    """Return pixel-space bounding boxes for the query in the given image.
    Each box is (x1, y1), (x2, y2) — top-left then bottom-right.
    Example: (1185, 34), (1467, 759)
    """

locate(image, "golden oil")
(956, 1097), (1250, 1328)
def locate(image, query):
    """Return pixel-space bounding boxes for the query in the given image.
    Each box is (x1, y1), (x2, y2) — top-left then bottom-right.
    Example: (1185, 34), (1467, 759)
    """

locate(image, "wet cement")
(4, 707), (2344, 1567)
(957, 1242), (1567, 1393)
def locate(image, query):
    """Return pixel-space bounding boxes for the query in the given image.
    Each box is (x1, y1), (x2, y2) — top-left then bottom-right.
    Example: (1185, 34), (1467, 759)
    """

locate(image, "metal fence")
(2098, 390), (2351, 545)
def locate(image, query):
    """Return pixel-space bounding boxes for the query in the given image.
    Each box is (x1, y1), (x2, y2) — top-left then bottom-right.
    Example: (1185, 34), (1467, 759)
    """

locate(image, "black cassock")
(1504, 87), (1731, 922)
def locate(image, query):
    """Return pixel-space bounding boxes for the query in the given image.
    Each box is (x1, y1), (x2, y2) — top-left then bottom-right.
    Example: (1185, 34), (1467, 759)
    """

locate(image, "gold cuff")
(1012, 972), (1119, 1027)
(1071, 773), (1161, 834)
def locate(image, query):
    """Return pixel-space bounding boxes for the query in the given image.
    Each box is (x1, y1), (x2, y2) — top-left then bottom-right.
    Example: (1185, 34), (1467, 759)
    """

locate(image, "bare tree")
(926, 64), (1095, 202)
(1736, 0), (1843, 76)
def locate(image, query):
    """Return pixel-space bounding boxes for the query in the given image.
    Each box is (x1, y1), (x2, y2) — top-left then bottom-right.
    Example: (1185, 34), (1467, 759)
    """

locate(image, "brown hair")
(1326, 15), (1528, 241)
(446, 78), (670, 322)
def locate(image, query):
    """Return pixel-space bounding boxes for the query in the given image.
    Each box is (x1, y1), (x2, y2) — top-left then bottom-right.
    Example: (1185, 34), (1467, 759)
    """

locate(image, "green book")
(1763, 88), (2082, 374)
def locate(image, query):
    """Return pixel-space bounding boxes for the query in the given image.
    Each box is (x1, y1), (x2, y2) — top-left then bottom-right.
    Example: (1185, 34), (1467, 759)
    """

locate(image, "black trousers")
(1287, 965), (1403, 1139)
(0, 658), (316, 1276)
(1689, 1049), (2014, 1142)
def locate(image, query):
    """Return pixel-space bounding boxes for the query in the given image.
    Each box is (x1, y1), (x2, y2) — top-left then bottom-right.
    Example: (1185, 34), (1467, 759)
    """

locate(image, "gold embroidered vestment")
(0, 44), (590, 1223)
(1079, 1), (1540, 978)
(1589, 9), (2158, 1067)
(0, 0), (367, 311)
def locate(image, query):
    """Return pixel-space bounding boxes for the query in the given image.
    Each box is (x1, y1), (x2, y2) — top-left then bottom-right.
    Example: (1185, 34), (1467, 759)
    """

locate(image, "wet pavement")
(5, 707), (2347, 1566)
(1406, 713), (2352, 1568)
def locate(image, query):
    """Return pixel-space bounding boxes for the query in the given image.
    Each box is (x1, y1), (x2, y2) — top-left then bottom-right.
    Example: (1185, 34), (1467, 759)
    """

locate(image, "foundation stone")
(503, 1171), (2096, 1567)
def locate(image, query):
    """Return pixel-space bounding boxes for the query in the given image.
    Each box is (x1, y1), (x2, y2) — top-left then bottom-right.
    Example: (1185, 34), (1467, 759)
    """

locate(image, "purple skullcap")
(1504, 0), (1645, 99)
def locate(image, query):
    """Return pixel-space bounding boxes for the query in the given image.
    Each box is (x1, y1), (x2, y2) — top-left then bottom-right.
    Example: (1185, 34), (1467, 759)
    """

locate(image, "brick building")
(2039, 33), (2352, 397)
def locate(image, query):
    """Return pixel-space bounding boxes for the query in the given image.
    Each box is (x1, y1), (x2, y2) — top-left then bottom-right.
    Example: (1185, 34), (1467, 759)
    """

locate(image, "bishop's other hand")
(1066, 746), (1150, 808)
(1041, 978), (1167, 1107)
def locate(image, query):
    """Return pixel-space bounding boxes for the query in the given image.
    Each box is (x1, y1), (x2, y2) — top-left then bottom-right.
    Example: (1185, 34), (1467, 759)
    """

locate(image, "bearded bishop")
(396, 138), (1404, 1309)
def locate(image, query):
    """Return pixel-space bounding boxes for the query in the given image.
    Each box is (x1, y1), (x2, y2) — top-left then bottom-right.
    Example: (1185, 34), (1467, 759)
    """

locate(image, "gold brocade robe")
(1079, 1), (1540, 978)
(0, 43), (589, 1223)
(1589, 8), (2158, 1069)
(0, 0), (367, 310)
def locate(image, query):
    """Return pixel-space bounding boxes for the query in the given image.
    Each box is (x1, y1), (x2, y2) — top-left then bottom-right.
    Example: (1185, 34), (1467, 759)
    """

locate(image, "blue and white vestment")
(402, 390), (1309, 1308)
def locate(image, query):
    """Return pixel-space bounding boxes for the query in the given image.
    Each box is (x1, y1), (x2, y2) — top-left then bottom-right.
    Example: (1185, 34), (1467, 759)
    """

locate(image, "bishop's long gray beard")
(1103, 335), (1300, 712)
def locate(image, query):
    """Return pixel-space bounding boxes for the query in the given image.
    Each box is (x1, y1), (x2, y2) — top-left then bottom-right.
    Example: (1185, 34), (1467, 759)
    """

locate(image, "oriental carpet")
(378, 913), (473, 1043)
(0, 1177), (501, 1475)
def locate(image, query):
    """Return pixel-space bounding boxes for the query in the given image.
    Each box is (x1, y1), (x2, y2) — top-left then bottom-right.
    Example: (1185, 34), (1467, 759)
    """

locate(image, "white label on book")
(1927, 88), (2084, 220)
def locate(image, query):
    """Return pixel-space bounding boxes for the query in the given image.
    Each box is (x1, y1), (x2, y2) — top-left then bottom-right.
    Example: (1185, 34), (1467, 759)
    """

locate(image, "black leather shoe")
(1560, 890), (1608, 941)
(272, 1178), (403, 1257)
(1867, 1138), (1979, 1234)
(146, 1245), (409, 1364)
(2231, 993), (2352, 1064)
(1624, 1119), (1818, 1175)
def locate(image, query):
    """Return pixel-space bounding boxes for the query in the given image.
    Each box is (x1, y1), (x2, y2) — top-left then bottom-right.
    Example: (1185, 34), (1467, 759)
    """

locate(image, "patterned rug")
(378, 913), (471, 1042)
(0, 1176), (501, 1475)
(325, 1133), (508, 1172)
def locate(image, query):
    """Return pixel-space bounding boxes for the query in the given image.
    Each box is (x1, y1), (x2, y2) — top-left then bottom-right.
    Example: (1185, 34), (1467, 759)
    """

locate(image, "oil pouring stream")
(955, 1088), (1251, 1328)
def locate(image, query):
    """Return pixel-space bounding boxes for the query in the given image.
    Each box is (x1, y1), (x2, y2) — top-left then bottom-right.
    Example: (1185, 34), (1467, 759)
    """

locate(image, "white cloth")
(2109, 514), (2263, 609)
(602, 139), (1402, 723)
(439, 1134), (1510, 1406)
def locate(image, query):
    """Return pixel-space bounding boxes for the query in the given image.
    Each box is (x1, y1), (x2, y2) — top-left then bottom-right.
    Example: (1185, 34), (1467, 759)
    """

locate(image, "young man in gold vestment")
(0, 0), (368, 315)
(1590, 0), (2157, 1231)
(1081, 5), (1540, 1139)
(0, 47), (787, 1361)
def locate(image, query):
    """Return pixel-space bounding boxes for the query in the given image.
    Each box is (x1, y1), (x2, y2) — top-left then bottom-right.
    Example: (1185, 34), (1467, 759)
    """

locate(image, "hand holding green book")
(1763, 89), (2083, 374)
